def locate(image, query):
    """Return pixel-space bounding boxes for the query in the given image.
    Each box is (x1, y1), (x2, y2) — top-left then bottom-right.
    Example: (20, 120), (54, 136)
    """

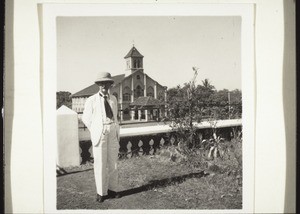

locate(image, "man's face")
(97, 81), (113, 95)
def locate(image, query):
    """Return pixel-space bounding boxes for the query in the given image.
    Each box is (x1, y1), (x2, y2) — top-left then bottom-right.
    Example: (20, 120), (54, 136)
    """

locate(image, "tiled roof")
(71, 74), (125, 98)
(130, 96), (164, 107)
(124, 46), (144, 58)
(112, 74), (126, 85)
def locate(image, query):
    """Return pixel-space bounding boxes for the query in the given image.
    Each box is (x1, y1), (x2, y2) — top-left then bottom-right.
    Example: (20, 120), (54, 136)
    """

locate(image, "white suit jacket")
(82, 92), (120, 147)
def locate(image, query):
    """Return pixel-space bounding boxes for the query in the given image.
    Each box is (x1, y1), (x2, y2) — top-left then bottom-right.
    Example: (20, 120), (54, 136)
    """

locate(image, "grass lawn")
(57, 146), (242, 210)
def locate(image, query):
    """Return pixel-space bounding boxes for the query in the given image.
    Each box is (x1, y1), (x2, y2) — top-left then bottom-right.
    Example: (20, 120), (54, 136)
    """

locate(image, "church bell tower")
(124, 45), (144, 76)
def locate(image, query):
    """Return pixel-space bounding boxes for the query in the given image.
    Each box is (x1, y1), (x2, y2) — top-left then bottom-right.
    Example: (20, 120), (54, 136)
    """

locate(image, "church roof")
(130, 96), (164, 108)
(124, 46), (144, 58)
(71, 74), (125, 98)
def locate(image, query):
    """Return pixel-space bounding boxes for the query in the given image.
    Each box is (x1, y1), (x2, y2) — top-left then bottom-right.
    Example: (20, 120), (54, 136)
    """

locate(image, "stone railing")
(57, 106), (242, 167)
(79, 120), (242, 164)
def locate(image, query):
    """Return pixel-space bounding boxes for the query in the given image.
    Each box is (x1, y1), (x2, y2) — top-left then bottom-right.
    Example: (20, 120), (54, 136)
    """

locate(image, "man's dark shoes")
(96, 194), (105, 203)
(108, 189), (121, 199)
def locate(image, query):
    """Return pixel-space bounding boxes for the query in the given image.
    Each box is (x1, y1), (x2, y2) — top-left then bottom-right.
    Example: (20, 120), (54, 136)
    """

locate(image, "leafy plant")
(205, 134), (226, 160)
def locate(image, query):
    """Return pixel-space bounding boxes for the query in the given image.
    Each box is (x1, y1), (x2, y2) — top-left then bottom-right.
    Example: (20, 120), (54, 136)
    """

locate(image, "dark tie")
(103, 95), (114, 119)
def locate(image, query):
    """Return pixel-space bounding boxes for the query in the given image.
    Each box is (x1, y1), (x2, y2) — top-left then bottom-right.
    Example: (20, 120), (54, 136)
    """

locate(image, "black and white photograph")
(56, 16), (244, 210)
(55, 15), (250, 212)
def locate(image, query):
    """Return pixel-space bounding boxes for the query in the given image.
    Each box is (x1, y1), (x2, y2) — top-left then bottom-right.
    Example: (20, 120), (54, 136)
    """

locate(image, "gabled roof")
(71, 74), (125, 98)
(71, 84), (98, 98)
(112, 74), (126, 85)
(124, 46), (144, 58)
(130, 96), (164, 107)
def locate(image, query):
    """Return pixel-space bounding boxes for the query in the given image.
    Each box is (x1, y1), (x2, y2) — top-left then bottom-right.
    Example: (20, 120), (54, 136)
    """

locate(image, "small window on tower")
(127, 60), (130, 69)
(137, 75), (140, 80)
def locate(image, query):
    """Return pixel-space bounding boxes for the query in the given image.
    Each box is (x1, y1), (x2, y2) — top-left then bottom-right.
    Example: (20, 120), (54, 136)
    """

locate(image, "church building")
(71, 46), (167, 122)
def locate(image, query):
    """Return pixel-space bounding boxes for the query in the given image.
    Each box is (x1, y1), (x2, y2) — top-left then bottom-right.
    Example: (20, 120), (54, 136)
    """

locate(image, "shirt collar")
(99, 92), (110, 98)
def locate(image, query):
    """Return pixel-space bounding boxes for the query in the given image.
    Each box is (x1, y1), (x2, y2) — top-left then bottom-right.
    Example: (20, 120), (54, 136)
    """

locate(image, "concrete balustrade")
(59, 112), (242, 165)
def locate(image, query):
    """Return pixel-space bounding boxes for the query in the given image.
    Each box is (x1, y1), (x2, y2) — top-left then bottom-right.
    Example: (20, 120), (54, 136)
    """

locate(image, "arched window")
(126, 60), (130, 69)
(133, 59), (141, 68)
(137, 60), (140, 68)
(147, 86), (154, 97)
(135, 85), (143, 98)
(133, 60), (137, 68)
(137, 75), (140, 80)
(123, 86), (131, 101)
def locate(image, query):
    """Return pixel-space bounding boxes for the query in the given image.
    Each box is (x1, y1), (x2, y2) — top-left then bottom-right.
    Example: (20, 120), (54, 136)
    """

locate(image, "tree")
(228, 89), (242, 119)
(202, 78), (215, 91)
(206, 89), (242, 119)
(167, 67), (203, 150)
(56, 91), (72, 109)
(167, 68), (243, 149)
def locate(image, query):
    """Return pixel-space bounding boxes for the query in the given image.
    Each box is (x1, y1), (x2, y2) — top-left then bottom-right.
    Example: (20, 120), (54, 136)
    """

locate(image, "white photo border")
(41, 3), (255, 214)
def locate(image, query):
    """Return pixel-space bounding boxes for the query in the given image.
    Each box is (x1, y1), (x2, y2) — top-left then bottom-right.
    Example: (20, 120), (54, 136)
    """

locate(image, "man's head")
(95, 72), (114, 95)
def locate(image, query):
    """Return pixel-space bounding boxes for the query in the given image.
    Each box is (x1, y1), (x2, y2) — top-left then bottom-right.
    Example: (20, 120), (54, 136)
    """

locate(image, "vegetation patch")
(57, 136), (242, 210)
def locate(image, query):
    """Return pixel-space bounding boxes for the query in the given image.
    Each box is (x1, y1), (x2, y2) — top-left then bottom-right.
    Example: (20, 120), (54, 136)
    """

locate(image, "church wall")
(132, 70), (144, 88)
(110, 84), (120, 102)
(122, 76), (131, 91)
(145, 75), (155, 88)
(156, 84), (166, 100)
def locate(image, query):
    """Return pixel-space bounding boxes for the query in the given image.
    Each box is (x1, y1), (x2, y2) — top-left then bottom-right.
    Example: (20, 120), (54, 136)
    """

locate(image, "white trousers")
(93, 123), (119, 196)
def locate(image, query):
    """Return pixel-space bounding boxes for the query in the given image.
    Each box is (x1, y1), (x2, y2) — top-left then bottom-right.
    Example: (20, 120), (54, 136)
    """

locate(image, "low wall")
(79, 119), (242, 164)
(79, 119), (242, 140)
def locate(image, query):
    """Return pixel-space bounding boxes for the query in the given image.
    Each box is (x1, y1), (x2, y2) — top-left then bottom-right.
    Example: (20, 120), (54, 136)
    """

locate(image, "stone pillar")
(154, 82), (157, 99)
(164, 88), (168, 117)
(131, 76), (134, 102)
(145, 109), (148, 121)
(131, 109), (135, 120)
(144, 74), (147, 96)
(138, 109), (142, 121)
(119, 83), (123, 121)
(57, 105), (80, 167)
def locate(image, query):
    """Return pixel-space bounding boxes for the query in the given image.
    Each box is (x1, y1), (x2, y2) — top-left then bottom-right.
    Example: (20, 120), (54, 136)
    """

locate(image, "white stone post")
(164, 88), (168, 117)
(144, 74), (147, 96)
(131, 77), (134, 102)
(154, 82), (157, 99)
(138, 109), (142, 121)
(57, 105), (80, 167)
(131, 109), (135, 120)
(119, 83), (123, 121)
(145, 109), (148, 121)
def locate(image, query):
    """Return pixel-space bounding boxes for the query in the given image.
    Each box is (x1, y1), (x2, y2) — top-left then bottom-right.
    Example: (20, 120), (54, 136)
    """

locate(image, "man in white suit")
(82, 72), (121, 203)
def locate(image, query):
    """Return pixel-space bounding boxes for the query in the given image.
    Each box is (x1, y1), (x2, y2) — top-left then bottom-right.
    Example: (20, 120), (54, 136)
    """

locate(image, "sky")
(57, 16), (241, 94)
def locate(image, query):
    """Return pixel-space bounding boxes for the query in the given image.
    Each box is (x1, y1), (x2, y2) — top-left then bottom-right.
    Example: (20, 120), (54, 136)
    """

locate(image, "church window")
(123, 93), (130, 101)
(137, 75), (140, 80)
(135, 85), (143, 98)
(147, 86), (154, 97)
(127, 60), (130, 69)
(147, 92), (153, 97)
(133, 60), (137, 68)
(123, 86), (131, 101)
(123, 108), (129, 115)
